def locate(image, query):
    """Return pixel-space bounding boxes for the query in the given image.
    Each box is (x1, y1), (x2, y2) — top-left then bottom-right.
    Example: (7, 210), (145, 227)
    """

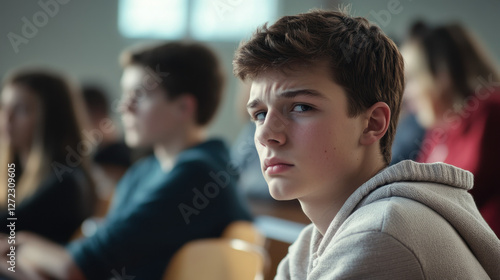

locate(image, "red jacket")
(417, 89), (500, 238)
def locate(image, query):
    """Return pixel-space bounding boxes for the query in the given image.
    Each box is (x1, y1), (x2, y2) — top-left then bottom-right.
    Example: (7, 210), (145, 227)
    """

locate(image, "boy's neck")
(299, 155), (387, 236)
(154, 126), (207, 172)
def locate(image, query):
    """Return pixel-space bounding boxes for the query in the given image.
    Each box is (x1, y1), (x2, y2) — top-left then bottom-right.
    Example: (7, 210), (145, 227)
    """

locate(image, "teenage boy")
(0, 42), (252, 279)
(234, 9), (500, 279)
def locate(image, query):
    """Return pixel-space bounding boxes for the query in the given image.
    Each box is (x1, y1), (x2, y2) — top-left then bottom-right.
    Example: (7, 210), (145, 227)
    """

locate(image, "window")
(118, 0), (188, 39)
(190, 0), (279, 41)
(118, 0), (279, 41)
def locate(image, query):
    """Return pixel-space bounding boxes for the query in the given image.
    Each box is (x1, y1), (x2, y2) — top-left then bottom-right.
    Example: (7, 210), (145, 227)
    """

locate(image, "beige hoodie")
(276, 160), (500, 279)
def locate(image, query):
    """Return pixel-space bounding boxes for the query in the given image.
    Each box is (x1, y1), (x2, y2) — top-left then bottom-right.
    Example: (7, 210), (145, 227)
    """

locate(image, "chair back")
(163, 238), (266, 280)
(222, 220), (266, 247)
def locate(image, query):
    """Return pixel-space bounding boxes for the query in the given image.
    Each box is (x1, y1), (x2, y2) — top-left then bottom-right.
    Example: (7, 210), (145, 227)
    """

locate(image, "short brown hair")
(122, 42), (225, 126)
(233, 9), (404, 164)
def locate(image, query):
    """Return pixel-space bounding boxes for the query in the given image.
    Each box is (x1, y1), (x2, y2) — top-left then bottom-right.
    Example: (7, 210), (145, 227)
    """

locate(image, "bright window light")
(118, 0), (279, 41)
(190, 0), (279, 41)
(118, 0), (188, 39)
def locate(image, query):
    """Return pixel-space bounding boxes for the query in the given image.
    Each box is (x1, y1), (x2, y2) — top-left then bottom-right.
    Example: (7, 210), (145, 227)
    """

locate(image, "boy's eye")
(254, 111), (266, 121)
(250, 111), (267, 122)
(292, 104), (312, 112)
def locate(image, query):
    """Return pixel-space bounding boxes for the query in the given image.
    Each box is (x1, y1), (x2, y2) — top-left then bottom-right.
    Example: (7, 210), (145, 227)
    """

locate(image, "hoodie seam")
(381, 199), (426, 280)
(332, 230), (426, 279)
(380, 231), (426, 280)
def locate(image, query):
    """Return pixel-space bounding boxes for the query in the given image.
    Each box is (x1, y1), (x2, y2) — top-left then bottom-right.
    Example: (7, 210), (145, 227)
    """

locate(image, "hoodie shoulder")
(333, 194), (492, 279)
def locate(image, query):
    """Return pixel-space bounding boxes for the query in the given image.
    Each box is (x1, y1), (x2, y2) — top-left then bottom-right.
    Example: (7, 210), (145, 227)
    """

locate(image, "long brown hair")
(0, 68), (95, 206)
(410, 21), (500, 101)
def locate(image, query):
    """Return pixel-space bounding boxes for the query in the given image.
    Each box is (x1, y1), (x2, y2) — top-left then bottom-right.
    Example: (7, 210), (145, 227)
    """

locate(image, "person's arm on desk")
(0, 232), (85, 280)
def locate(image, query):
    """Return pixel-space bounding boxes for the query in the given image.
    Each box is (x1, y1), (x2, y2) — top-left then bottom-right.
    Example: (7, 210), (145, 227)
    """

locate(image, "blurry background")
(1, 0), (499, 143)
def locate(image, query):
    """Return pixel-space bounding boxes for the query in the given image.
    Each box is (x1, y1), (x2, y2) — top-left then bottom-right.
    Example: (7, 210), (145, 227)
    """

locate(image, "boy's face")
(247, 62), (367, 203)
(119, 65), (182, 148)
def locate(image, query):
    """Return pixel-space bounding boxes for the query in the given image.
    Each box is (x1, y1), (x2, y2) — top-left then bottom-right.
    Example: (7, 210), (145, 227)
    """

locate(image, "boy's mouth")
(264, 158), (294, 175)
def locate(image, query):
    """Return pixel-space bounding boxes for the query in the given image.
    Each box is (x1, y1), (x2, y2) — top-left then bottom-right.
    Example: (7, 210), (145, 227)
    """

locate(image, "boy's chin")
(268, 182), (298, 201)
(124, 134), (148, 148)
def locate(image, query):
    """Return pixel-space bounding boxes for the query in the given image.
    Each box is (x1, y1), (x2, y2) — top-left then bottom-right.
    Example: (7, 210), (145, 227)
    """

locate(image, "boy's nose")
(255, 112), (287, 147)
(3, 108), (15, 125)
(117, 97), (136, 114)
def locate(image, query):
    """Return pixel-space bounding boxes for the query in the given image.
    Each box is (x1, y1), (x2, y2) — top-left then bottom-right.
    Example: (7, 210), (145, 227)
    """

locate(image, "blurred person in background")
(390, 35), (427, 165)
(82, 84), (131, 216)
(402, 21), (500, 237)
(390, 111), (426, 164)
(0, 41), (252, 280)
(231, 81), (271, 199)
(0, 69), (97, 244)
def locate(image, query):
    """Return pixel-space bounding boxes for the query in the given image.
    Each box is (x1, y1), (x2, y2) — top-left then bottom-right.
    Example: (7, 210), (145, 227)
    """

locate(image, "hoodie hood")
(318, 160), (500, 277)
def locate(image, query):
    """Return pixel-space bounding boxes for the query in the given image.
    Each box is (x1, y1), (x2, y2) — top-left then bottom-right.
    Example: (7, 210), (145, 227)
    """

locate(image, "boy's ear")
(175, 94), (197, 120)
(359, 102), (391, 146)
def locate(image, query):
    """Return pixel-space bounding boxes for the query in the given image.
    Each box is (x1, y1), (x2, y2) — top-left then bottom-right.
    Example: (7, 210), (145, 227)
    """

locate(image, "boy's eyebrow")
(278, 89), (326, 99)
(247, 89), (326, 110)
(247, 99), (262, 110)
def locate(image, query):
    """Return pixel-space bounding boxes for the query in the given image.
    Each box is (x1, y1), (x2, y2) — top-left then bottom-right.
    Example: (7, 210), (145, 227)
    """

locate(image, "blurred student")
(0, 69), (96, 245)
(390, 112), (426, 164)
(231, 81), (270, 199)
(82, 85), (131, 170)
(402, 21), (500, 237)
(82, 85), (131, 216)
(0, 42), (252, 280)
(234, 9), (500, 279)
(389, 35), (427, 165)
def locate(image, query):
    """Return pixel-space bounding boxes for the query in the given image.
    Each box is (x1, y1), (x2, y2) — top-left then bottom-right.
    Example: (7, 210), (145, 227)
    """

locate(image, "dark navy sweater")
(67, 139), (252, 279)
